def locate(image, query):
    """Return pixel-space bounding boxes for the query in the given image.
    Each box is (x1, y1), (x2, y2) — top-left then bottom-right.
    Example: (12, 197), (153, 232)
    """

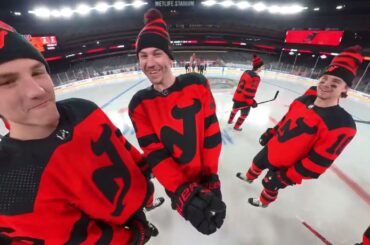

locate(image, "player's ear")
(341, 85), (349, 98)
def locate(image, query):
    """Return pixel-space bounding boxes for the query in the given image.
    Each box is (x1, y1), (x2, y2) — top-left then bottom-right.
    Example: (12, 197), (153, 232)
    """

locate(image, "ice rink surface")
(2, 68), (369, 244)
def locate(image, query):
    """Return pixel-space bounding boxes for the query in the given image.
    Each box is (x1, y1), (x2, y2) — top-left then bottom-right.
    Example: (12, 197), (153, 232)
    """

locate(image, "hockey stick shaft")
(354, 119), (370, 125)
(257, 90), (280, 105)
(233, 90), (280, 110)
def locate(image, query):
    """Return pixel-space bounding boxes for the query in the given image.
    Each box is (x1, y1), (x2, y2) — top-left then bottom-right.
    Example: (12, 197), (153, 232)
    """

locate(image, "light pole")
(354, 61), (370, 91)
(291, 52), (299, 73)
(310, 55), (320, 78)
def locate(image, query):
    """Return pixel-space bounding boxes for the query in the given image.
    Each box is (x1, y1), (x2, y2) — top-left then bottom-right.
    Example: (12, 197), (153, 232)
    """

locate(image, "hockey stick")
(257, 90), (280, 105)
(232, 90), (280, 110)
(354, 119), (370, 125)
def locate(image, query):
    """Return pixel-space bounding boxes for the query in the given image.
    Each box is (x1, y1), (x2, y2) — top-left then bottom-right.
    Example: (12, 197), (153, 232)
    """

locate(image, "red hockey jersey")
(129, 73), (222, 192)
(0, 98), (149, 244)
(232, 70), (260, 105)
(303, 86), (317, 96)
(258, 94), (356, 184)
(364, 225), (370, 245)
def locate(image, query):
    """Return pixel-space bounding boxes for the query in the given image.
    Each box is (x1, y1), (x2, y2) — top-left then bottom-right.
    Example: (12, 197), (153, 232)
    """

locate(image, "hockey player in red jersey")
(0, 21), (157, 244)
(129, 8), (226, 235)
(228, 54), (264, 131)
(355, 225), (370, 245)
(237, 46), (362, 207)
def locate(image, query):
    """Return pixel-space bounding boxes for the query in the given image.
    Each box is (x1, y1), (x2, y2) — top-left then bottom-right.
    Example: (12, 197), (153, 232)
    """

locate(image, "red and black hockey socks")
(234, 115), (247, 130)
(228, 109), (238, 124)
(246, 162), (263, 181)
(260, 188), (278, 206)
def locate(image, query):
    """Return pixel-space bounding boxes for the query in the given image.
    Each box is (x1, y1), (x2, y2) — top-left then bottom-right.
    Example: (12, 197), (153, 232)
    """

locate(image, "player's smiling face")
(138, 47), (173, 86)
(317, 74), (348, 101)
(0, 59), (59, 130)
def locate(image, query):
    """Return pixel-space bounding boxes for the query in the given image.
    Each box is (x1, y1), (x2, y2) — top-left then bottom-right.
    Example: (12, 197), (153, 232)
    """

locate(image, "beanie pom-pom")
(144, 8), (162, 24)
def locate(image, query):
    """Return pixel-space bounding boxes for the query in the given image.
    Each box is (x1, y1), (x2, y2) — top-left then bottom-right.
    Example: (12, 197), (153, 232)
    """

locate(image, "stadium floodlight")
(220, 1), (234, 8)
(288, 5), (305, 14)
(320, 54), (327, 59)
(278, 4), (305, 14)
(114, 1), (126, 10)
(237, 1), (250, 9)
(132, 0), (147, 8)
(14, 12), (22, 16)
(253, 2), (267, 12)
(50, 10), (61, 18)
(268, 5), (280, 14)
(33, 7), (51, 18)
(336, 5), (344, 10)
(76, 4), (91, 16)
(202, 0), (217, 7)
(331, 53), (339, 56)
(60, 7), (73, 18)
(313, 7), (320, 11)
(289, 51), (295, 55)
(312, 54), (316, 58)
(95, 2), (110, 12)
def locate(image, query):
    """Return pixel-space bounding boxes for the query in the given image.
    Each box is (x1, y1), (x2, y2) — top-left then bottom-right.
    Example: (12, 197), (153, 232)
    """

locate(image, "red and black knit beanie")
(136, 8), (173, 60)
(322, 45), (363, 86)
(252, 54), (264, 70)
(0, 21), (49, 72)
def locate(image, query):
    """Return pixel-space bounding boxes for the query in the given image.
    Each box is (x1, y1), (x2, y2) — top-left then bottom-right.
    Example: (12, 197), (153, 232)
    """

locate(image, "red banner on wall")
(285, 30), (343, 46)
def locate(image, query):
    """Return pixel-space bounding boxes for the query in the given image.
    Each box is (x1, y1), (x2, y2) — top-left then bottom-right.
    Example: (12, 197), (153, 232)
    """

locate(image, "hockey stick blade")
(257, 90), (280, 105)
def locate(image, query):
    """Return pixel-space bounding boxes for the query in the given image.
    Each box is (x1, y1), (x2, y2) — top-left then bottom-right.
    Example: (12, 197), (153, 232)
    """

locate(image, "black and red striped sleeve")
(286, 122), (356, 184)
(129, 98), (188, 193)
(202, 80), (222, 176)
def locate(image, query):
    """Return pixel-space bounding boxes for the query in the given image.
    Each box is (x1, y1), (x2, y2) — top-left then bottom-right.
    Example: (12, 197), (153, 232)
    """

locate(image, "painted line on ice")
(330, 165), (370, 207)
(101, 78), (147, 109)
(269, 116), (370, 207)
(297, 217), (332, 245)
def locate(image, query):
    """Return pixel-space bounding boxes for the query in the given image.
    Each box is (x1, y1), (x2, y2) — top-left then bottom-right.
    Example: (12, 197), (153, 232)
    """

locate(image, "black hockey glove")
(126, 210), (158, 245)
(200, 174), (222, 200)
(259, 128), (276, 146)
(251, 99), (258, 108)
(262, 169), (295, 191)
(169, 182), (226, 235)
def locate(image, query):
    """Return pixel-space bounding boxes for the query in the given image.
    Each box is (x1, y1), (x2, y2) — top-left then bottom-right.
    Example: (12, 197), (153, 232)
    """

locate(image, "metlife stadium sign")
(155, 0), (195, 7)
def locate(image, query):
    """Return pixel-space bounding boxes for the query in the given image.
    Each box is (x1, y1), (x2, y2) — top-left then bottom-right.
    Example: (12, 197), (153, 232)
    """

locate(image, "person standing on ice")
(0, 21), (158, 244)
(128, 8), (226, 235)
(237, 46), (362, 208)
(227, 54), (264, 131)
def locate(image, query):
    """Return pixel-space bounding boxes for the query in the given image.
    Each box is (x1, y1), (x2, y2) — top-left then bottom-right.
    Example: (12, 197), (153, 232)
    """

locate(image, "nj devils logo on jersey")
(0, 227), (44, 244)
(160, 99), (201, 164)
(277, 117), (318, 142)
(91, 124), (131, 216)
